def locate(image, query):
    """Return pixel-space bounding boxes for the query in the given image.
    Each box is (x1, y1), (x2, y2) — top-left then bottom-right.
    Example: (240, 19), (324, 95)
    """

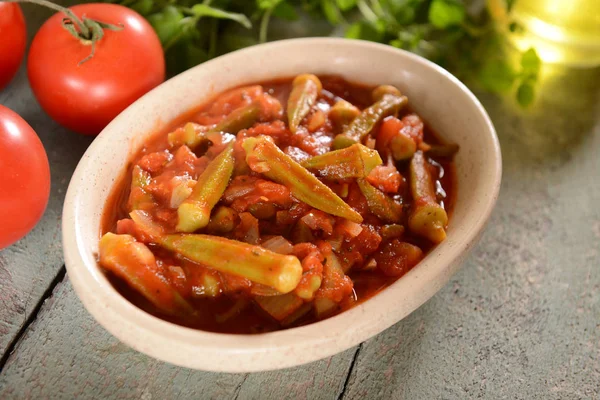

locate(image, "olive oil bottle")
(508, 0), (600, 67)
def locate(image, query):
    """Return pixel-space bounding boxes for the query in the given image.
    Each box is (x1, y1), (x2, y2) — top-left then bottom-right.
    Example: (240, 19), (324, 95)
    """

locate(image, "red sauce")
(100, 75), (457, 334)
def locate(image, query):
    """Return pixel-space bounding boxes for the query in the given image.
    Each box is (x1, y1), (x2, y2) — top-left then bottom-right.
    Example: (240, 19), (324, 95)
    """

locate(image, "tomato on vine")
(25, 1), (165, 135)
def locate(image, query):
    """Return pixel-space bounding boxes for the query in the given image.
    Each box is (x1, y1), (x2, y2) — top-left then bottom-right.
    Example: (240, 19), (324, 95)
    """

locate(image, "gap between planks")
(0, 266), (67, 373)
(337, 343), (362, 400)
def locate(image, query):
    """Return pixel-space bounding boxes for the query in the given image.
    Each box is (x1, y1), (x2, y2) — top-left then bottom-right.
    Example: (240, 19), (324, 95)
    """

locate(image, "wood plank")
(0, 2), (94, 357)
(340, 70), (600, 399)
(0, 279), (356, 399)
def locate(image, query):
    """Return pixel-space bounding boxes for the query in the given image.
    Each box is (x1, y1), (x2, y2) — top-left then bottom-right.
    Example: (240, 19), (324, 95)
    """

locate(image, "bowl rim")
(63, 37), (502, 372)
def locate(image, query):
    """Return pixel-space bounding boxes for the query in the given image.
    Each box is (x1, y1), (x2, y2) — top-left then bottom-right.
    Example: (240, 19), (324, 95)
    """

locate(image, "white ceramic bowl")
(63, 38), (501, 372)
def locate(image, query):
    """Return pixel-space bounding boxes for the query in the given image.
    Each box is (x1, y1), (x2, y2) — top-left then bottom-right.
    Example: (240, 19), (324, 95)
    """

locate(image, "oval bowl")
(63, 38), (501, 372)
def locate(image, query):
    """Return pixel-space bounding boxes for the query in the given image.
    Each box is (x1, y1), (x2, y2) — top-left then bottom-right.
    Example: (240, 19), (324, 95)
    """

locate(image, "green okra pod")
(176, 143), (235, 232)
(302, 143), (382, 179)
(161, 234), (303, 294)
(424, 142), (460, 158)
(168, 102), (262, 150)
(287, 74), (322, 134)
(243, 136), (363, 223)
(332, 94), (408, 150)
(328, 99), (360, 131)
(408, 151), (448, 243)
(99, 233), (193, 316)
(357, 179), (403, 223)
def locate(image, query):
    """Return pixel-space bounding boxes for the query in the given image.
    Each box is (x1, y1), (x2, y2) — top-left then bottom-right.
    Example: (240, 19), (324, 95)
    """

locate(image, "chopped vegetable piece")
(98, 233), (192, 315)
(243, 136), (363, 223)
(357, 179), (403, 223)
(372, 85), (402, 101)
(381, 224), (405, 240)
(332, 94), (408, 150)
(128, 165), (154, 211)
(168, 122), (208, 148)
(248, 202), (277, 219)
(261, 236), (294, 255)
(206, 206), (238, 234)
(215, 299), (249, 323)
(176, 143), (234, 232)
(328, 100), (360, 130)
(161, 234), (303, 294)
(287, 74), (322, 134)
(255, 292), (304, 321)
(408, 151), (448, 243)
(375, 240), (423, 277)
(314, 251), (352, 318)
(295, 274), (322, 300)
(302, 144), (382, 179)
(191, 269), (222, 298)
(378, 116), (417, 161)
(425, 142), (460, 158)
(281, 303), (312, 326)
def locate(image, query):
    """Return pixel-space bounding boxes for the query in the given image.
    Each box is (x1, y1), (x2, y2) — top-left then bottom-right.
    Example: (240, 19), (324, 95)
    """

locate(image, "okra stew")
(100, 74), (458, 333)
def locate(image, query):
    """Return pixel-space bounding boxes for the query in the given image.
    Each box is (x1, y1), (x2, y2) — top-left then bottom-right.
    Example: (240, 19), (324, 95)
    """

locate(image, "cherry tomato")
(0, 3), (26, 91)
(28, 4), (165, 136)
(0, 105), (51, 249)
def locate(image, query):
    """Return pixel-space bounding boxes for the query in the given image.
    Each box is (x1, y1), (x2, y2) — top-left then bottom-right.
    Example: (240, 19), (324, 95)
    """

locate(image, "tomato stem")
(8, 0), (90, 38)
(7, 0), (123, 64)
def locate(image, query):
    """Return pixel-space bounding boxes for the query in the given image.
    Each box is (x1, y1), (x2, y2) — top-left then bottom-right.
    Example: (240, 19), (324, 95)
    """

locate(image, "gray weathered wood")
(0, 279), (356, 399)
(0, 2), (93, 356)
(340, 67), (600, 399)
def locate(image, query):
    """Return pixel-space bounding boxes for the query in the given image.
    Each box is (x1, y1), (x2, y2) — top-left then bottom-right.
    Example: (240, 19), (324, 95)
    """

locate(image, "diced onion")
(338, 219), (363, 238)
(170, 178), (194, 208)
(261, 236), (294, 255)
(328, 235), (344, 252)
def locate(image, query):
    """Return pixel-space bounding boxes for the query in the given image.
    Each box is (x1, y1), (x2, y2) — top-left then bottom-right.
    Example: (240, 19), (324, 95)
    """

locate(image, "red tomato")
(0, 105), (51, 249)
(0, 3), (26, 91)
(27, 4), (165, 136)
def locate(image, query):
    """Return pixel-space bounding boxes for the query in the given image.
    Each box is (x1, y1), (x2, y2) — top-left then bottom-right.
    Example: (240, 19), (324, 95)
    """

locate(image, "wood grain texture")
(0, 279), (356, 399)
(0, 2), (94, 356)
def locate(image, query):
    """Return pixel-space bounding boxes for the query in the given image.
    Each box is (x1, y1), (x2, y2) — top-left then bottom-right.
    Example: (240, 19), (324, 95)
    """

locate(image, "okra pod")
(408, 151), (448, 243)
(328, 100), (360, 130)
(169, 102), (262, 150)
(212, 101), (262, 135)
(160, 234), (303, 294)
(176, 143), (235, 232)
(424, 142), (460, 158)
(287, 74), (322, 133)
(332, 94), (408, 150)
(243, 136), (363, 223)
(128, 165), (154, 211)
(168, 122), (208, 149)
(372, 85), (401, 101)
(389, 130), (417, 161)
(357, 179), (403, 223)
(302, 144), (382, 179)
(98, 233), (193, 316)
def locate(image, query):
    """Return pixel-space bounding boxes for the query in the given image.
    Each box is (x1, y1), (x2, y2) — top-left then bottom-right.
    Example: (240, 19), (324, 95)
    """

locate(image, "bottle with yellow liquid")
(507, 0), (600, 67)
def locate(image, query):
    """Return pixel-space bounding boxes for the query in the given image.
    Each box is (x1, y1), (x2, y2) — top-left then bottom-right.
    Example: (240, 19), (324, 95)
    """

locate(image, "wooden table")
(1, 4), (599, 399)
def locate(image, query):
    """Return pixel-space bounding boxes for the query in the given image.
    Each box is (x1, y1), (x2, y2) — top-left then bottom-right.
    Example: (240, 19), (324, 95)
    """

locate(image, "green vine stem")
(7, 0), (123, 64)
